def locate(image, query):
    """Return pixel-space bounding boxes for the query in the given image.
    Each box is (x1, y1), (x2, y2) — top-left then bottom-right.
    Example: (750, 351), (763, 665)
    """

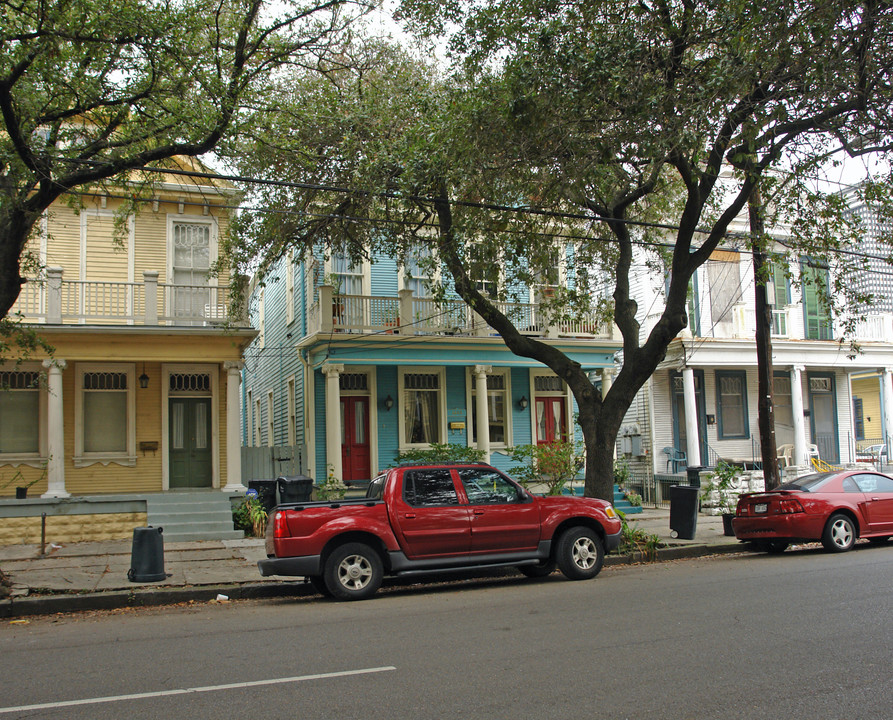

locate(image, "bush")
(232, 495), (268, 537)
(508, 440), (584, 495)
(395, 443), (487, 465)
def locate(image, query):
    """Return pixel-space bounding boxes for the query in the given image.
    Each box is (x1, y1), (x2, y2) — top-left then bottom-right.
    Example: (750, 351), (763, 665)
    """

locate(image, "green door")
(169, 397), (213, 488)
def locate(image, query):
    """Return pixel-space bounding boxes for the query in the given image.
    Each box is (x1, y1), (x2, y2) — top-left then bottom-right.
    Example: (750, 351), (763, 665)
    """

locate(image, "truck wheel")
(324, 542), (383, 601)
(555, 526), (604, 580)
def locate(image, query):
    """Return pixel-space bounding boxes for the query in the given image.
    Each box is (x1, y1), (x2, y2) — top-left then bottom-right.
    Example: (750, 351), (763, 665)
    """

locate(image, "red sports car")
(732, 470), (893, 553)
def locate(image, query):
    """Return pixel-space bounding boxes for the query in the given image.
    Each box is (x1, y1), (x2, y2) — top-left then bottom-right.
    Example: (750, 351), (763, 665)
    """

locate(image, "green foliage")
(613, 458), (630, 487)
(700, 460), (741, 514)
(508, 441), (584, 496)
(317, 465), (348, 501)
(0, 317), (54, 363)
(395, 443), (487, 465)
(232, 495), (268, 537)
(625, 492), (642, 507)
(614, 511), (663, 559)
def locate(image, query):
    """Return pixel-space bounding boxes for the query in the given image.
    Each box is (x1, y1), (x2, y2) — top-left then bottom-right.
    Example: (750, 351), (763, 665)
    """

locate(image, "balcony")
(11, 268), (244, 327)
(308, 285), (613, 339)
(728, 303), (892, 343)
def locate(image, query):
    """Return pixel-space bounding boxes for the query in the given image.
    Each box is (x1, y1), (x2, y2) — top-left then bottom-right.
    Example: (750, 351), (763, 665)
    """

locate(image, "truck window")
(366, 475), (385, 500)
(458, 468), (522, 504)
(403, 469), (459, 507)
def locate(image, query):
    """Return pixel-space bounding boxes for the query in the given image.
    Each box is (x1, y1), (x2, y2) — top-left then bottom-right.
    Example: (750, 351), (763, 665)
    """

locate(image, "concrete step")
(146, 492), (244, 542)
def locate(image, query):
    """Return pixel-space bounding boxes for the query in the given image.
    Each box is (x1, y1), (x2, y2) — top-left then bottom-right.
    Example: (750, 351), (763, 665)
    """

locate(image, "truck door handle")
(404, 513), (416, 519)
(473, 509), (485, 515)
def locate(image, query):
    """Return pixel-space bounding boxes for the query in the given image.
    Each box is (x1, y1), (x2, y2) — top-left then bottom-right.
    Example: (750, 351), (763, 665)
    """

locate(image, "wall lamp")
(518, 395), (529, 410)
(139, 364), (150, 389)
(383, 394), (394, 411)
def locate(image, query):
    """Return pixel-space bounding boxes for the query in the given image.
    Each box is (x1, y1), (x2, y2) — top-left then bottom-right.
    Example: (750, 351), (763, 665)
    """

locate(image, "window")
(770, 262), (790, 335)
(773, 373), (793, 428)
(400, 369), (445, 446)
(286, 377), (296, 447)
(469, 369), (509, 445)
(170, 219), (214, 321)
(331, 245), (364, 295)
(716, 370), (748, 439)
(707, 251), (743, 324)
(404, 242), (434, 298)
(853, 397), (865, 441)
(458, 468), (522, 505)
(266, 391), (274, 447)
(75, 364), (135, 465)
(402, 468), (458, 506)
(285, 250), (295, 325)
(801, 260), (833, 340)
(0, 370), (41, 456)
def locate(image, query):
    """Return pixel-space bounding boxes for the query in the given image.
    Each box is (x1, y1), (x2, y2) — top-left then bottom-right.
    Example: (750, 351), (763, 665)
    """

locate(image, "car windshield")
(777, 473), (836, 492)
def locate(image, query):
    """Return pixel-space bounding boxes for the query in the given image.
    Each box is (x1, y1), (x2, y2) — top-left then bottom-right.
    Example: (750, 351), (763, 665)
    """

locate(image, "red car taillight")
(775, 497), (805, 514)
(272, 511), (289, 538)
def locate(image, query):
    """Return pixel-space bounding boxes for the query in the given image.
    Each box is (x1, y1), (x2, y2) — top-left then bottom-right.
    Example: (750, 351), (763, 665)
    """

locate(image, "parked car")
(732, 470), (893, 553)
(258, 462), (622, 600)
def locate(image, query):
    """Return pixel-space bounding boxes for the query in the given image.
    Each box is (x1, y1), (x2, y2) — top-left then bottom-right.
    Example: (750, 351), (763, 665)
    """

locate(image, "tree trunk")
(749, 185), (781, 490)
(0, 209), (35, 319)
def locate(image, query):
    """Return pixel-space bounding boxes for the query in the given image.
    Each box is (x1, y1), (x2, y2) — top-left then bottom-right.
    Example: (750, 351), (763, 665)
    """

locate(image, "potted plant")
(700, 460), (740, 535)
(1, 467), (44, 499)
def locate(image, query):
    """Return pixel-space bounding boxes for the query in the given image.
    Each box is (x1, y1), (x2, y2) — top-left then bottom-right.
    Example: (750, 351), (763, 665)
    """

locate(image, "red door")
(535, 396), (567, 445)
(341, 396), (370, 484)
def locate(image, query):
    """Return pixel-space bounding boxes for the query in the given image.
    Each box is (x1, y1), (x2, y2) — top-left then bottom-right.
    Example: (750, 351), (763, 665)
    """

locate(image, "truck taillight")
(272, 511), (289, 538)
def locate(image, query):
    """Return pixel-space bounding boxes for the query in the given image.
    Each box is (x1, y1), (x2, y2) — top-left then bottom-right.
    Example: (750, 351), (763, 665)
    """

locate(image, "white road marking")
(0, 666), (397, 715)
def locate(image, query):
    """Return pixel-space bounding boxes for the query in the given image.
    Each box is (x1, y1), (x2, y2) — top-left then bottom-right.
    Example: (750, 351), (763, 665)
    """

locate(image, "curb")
(2, 542), (745, 619)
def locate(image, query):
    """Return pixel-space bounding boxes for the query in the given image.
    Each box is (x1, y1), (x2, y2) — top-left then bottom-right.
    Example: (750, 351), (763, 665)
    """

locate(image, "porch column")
(882, 368), (893, 457)
(322, 363), (344, 482)
(682, 365), (701, 467)
(474, 365), (492, 462)
(223, 361), (246, 491)
(42, 359), (69, 498)
(602, 368), (615, 459)
(791, 365), (808, 467)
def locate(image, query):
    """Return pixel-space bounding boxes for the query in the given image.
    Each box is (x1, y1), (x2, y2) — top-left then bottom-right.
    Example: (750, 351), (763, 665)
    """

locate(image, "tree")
(0, 0), (370, 326)
(228, 1), (893, 501)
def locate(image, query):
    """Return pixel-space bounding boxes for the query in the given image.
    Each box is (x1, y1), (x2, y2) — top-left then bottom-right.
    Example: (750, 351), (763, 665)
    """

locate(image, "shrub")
(395, 443), (487, 465)
(508, 440), (584, 495)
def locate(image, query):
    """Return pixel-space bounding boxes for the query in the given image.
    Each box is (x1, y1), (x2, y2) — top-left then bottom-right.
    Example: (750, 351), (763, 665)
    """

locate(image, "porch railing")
(11, 268), (245, 327)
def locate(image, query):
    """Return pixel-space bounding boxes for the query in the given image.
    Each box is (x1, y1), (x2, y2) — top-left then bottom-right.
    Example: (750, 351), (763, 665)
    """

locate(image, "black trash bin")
(128, 526), (166, 582)
(669, 485), (699, 540)
(248, 479), (277, 513)
(686, 465), (705, 488)
(277, 475), (313, 504)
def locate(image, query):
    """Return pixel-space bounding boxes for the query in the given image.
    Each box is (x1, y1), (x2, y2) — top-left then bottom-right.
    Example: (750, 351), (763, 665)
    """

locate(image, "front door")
(808, 373), (839, 464)
(671, 370), (707, 467)
(169, 397), (212, 488)
(535, 396), (567, 445)
(341, 396), (371, 484)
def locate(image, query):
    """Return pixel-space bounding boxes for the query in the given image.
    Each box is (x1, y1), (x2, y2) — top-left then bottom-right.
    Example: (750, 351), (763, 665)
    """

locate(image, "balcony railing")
(312, 285), (613, 339)
(10, 268), (244, 327)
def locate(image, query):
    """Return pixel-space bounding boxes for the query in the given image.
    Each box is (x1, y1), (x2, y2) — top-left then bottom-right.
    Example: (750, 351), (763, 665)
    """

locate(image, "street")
(2, 544), (891, 720)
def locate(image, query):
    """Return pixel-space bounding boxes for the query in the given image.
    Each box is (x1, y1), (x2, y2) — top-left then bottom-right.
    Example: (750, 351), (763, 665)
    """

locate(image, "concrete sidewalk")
(0, 508), (744, 618)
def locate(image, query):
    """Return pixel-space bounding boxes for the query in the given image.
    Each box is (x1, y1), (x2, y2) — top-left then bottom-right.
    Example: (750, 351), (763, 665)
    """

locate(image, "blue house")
(240, 244), (620, 488)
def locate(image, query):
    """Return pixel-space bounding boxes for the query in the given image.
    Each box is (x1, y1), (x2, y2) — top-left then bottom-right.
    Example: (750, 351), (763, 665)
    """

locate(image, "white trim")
(246, 389), (254, 448)
(165, 213), (219, 287)
(286, 375), (297, 447)
(285, 250), (295, 326)
(266, 389), (275, 447)
(73, 362), (137, 467)
(397, 366), (447, 450)
(337, 366), (379, 478)
(528, 369), (573, 444)
(160, 363), (220, 490)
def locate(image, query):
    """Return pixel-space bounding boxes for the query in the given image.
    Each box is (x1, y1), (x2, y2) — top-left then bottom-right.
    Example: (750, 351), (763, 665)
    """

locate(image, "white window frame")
(246, 389), (254, 447)
(166, 214), (218, 287)
(398, 240), (440, 298)
(0, 362), (47, 466)
(266, 390), (275, 447)
(465, 367), (512, 449)
(324, 245), (369, 296)
(398, 366), (447, 450)
(74, 363), (136, 467)
(530, 243), (567, 303)
(285, 249), (295, 325)
(286, 375), (297, 447)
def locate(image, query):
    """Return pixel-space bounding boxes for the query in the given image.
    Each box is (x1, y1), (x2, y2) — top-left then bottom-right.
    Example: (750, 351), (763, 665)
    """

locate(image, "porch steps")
(613, 484), (643, 515)
(146, 492), (244, 543)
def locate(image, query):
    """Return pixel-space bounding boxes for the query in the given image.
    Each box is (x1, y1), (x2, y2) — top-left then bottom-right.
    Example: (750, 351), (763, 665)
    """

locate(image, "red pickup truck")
(258, 462), (622, 600)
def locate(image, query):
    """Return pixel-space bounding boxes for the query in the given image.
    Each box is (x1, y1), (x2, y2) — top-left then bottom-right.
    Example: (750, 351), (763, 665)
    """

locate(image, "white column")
(42, 359), (69, 498)
(223, 361), (246, 491)
(791, 365), (808, 467)
(882, 368), (893, 457)
(682, 366), (701, 467)
(323, 363), (344, 482)
(474, 365), (492, 462)
(601, 368), (613, 399)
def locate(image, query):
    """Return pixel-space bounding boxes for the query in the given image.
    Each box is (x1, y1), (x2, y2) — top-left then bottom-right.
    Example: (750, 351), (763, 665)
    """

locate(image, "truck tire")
(555, 526), (604, 580)
(518, 560), (556, 578)
(323, 542), (383, 601)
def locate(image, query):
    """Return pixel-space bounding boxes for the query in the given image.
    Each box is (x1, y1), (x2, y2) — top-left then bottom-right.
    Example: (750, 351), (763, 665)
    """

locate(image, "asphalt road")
(2, 543), (891, 720)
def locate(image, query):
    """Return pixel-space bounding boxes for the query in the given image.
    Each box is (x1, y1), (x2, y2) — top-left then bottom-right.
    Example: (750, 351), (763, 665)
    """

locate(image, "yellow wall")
(852, 375), (883, 442)
(0, 512), (147, 544)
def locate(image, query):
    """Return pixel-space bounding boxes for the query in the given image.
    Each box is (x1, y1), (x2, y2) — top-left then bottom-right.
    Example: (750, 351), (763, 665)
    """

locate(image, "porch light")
(139, 366), (150, 389)
(384, 394), (394, 411)
(518, 395), (529, 410)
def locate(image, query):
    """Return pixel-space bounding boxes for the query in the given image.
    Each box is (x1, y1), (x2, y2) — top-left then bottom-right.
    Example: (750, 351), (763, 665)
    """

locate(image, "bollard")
(128, 526), (166, 582)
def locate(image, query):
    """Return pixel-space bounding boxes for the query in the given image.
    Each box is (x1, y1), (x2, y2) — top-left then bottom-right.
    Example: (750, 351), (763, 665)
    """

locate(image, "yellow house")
(1, 165), (255, 544)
